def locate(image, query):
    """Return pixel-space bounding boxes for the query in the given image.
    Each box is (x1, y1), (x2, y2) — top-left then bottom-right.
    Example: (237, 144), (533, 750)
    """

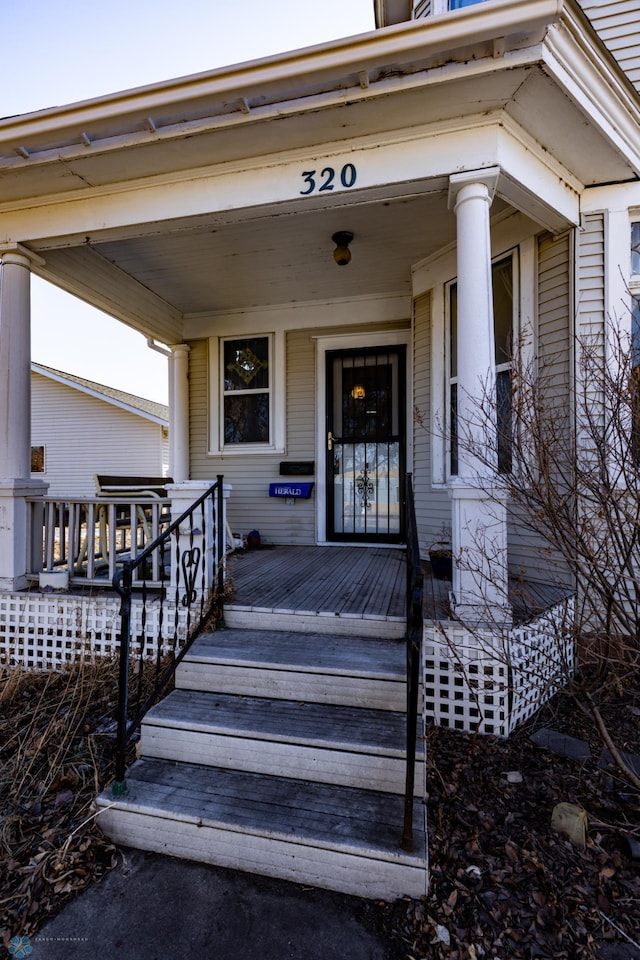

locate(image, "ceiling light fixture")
(332, 231), (354, 266)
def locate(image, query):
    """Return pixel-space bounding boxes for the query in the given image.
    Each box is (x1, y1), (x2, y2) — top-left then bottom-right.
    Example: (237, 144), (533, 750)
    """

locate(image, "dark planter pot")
(429, 549), (452, 581)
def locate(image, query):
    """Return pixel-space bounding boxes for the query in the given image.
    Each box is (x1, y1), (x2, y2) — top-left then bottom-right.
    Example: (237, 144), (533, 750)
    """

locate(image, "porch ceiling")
(38, 190), (497, 319)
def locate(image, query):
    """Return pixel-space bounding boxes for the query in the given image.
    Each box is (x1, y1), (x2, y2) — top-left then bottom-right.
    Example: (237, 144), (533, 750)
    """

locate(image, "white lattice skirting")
(424, 596), (575, 737)
(0, 592), (189, 670)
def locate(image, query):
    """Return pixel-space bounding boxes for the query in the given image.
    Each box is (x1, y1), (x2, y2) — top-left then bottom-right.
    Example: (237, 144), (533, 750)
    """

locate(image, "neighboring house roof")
(31, 362), (168, 426)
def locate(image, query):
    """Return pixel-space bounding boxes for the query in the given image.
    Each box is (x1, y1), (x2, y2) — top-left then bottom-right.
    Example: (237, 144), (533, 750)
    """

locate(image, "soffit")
(1, 63), (636, 211)
(39, 190), (492, 318)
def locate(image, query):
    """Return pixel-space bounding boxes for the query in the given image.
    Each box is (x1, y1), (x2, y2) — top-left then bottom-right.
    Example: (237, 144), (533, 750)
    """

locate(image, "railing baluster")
(26, 495), (181, 589)
(86, 502), (96, 580)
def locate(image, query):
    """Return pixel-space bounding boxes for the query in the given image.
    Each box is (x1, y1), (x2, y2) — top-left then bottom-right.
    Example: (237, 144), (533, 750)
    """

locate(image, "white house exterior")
(1, 0), (640, 897)
(31, 363), (169, 498)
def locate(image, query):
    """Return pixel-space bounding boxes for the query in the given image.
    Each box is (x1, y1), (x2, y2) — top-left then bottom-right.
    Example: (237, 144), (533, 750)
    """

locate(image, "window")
(632, 222), (640, 277)
(31, 445), (45, 473)
(209, 330), (285, 455)
(630, 224), (640, 462)
(631, 297), (640, 465)
(431, 0), (486, 11)
(449, 254), (515, 475)
(222, 336), (271, 445)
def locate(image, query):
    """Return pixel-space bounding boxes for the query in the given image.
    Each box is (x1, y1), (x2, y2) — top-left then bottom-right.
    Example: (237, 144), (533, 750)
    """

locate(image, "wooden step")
(225, 605), (405, 639)
(141, 689), (425, 795)
(96, 758), (428, 901)
(177, 628), (408, 710)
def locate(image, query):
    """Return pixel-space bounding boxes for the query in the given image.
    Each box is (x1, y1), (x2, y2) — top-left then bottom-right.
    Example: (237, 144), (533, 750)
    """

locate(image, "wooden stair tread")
(145, 688), (425, 758)
(187, 629), (405, 679)
(101, 757), (426, 864)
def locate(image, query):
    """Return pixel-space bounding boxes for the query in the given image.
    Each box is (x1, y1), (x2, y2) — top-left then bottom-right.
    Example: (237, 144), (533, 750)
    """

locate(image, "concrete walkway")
(29, 848), (401, 959)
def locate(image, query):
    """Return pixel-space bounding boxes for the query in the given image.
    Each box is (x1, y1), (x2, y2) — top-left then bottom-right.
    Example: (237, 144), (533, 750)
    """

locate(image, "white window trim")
(208, 331), (285, 455)
(631, 219), (640, 291)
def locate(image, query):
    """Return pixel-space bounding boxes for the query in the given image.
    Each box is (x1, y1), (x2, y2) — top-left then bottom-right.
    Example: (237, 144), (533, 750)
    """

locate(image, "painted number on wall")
(299, 163), (357, 195)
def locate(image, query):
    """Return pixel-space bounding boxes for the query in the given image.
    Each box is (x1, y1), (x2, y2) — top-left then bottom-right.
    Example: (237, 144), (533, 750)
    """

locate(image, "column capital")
(448, 166), (500, 211)
(0, 243), (45, 268)
(170, 342), (191, 358)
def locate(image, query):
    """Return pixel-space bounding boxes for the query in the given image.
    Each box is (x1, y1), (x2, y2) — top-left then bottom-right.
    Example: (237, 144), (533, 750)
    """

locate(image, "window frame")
(631, 222), (640, 281)
(31, 445), (46, 474)
(208, 331), (286, 455)
(446, 249), (519, 477)
(630, 223), (640, 463)
(431, 0), (486, 12)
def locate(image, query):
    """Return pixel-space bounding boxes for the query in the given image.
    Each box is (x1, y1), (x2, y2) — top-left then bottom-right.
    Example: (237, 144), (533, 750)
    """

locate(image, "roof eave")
(0, 0), (565, 153)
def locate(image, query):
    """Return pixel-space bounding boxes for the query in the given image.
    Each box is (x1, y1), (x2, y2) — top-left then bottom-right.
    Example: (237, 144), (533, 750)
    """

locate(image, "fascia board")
(542, 7), (640, 176)
(0, 0), (563, 153)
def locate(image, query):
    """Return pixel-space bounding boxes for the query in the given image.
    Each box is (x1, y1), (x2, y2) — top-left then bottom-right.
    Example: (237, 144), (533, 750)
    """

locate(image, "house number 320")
(299, 163), (357, 195)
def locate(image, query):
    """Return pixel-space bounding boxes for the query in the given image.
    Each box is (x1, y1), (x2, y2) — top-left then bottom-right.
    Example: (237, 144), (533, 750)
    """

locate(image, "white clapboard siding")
(31, 369), (168, 498)
(189, 319), (411, 546)
(413, 292), (451, 557)
(188, 335), (316, 545)
(579, 0), (640, 91)
(506, 231), (573, 586)
(574, 211), (607, 457)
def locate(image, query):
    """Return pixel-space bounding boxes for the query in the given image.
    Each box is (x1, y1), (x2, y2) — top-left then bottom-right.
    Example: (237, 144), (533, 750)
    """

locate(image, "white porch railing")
(26, 497), (172, 588)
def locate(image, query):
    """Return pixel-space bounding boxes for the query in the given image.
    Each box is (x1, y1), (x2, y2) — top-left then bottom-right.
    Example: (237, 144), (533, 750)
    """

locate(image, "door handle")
(327, 431), (334, 451)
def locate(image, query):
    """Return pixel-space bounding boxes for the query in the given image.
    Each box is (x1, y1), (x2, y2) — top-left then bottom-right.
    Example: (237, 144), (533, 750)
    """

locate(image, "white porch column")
(0, 246), (47, 591)
(169, 343), (190, 482)
(448, 170), (510, 625)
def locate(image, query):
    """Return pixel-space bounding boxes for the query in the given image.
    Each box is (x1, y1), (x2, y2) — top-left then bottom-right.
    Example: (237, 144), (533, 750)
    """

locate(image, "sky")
(4, 0), (376, 403)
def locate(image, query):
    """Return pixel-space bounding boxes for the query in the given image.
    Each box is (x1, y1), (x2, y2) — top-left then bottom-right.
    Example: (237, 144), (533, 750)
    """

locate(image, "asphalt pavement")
(23, 848), (399, 960)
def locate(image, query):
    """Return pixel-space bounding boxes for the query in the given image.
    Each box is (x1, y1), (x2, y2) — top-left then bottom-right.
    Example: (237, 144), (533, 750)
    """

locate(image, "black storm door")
(326, 346), (406, 543)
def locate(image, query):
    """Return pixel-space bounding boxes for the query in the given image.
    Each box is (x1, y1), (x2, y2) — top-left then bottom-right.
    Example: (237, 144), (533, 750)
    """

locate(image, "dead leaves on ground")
(0, 662), (122, 948)
(385, 709), (640, 960)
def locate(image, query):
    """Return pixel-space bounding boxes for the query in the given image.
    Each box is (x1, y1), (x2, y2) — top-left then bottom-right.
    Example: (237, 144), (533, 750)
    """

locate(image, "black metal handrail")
(112, 476), (225, 794)
(402, 472), (424, 851)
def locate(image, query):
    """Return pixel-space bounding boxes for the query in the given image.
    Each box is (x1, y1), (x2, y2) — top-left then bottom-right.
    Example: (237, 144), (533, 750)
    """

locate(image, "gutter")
(0, 0), (564, 153)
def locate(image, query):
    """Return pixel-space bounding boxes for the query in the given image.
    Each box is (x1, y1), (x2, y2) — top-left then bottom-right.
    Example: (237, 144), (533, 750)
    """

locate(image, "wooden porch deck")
(225, 545), (412, 622)
(225, 544), (570, 624)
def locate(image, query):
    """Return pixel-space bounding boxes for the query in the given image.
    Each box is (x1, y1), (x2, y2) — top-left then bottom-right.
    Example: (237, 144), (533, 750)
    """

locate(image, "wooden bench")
(94, 475), (173, 499)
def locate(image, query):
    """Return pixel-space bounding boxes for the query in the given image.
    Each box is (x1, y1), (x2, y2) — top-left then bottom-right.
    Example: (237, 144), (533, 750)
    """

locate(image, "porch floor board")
(225, 545), (571, 624)
(226, 546), (409, 621)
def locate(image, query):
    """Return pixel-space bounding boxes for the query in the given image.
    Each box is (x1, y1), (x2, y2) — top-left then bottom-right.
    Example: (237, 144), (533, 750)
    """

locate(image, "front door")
(326, 345), (406, 543)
